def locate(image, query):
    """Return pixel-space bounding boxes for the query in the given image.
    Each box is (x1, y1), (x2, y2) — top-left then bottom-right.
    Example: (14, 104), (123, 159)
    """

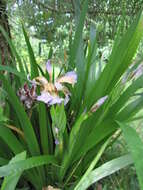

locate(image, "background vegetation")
(2, 0), (143, 62)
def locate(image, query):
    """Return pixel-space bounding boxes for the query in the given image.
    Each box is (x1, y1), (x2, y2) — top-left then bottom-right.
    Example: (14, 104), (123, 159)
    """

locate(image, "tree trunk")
(0, 0), (11, 66)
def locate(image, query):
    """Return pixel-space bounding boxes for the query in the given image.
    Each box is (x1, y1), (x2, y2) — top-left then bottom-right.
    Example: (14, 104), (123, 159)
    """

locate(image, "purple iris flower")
(27, 60), (77, 106)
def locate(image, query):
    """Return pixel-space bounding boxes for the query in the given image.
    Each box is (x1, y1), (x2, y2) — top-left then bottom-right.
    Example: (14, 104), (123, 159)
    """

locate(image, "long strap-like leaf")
(69, 0), (88, 69)
(22, 24), (39, 79)
(118, 122), (143, 189)
(86, 11), (143, 109)
(0, 65), (26, 79)
(1, 151), (26, 190)
(0, 155), (57, 177)
(0, 75), (40, 156)
(0, 126), (24, 154)
(74, 154), (133, 190)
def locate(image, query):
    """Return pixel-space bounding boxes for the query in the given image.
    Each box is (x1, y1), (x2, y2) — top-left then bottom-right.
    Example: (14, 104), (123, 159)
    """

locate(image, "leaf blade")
(1, 151), (26, 190)
(74, 154), (133, 190)
(118, 122), (143, 189)
(0, 155), (57, 177)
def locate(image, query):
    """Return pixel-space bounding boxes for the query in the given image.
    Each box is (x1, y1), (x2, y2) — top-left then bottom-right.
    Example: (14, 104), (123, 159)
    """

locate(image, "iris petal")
(46, 60), (52, 75)
(48, 96), (64, 105)
(54, 82), (63, 91)
(37, 92), (63, 105)
(37, 92), (53, 104)
(57, 71), (77, 84)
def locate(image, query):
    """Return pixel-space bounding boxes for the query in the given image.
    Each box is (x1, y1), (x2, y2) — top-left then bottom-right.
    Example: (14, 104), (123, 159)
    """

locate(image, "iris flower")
(33, 60), (77, 106)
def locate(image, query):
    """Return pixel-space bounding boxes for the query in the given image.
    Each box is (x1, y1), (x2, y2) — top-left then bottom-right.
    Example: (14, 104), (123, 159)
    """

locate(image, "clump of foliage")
(0, 1), (143, 190)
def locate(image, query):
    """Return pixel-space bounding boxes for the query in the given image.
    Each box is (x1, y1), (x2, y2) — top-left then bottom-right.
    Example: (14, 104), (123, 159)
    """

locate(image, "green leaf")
(86, 11), (143, 109)
(73, 24), (97, 115)
(48, 46), (53, 59)
(116, 95), (143, 121)
(0, 107), (8, 123)
(118, 122), (143, 189)
(36, 63), (45, 76)
(69, 0), (88, 69)
(23, 59), (29, 74)
(74, 137), (111, 189)
(22, 24), (39, 78)
(0, 65), (26, 80)
(74, 154), (133, 190)
(38, 102), (49, 154)
(0, 158), (8, 166)
(51, 104), (66, 135)
(70, 119), (117, 164)
(1, 151), (26, 190)
(0, 75), (40, 156)
(109, 74), (143, 115)
(0, 126), (24, 154)
(0, 155), (57, 177)
(50, 104), (66, 158)
(60, 112), (88, 179)
(73, 0), (81, 26)
(71, 39), (85, 113)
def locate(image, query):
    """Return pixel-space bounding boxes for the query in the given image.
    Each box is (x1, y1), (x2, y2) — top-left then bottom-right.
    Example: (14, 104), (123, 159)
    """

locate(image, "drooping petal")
(57, 71), (77, 85)
(48, 96), (64, 105)
(37, 92), (53, 104)
(37, 92), (63, 105)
